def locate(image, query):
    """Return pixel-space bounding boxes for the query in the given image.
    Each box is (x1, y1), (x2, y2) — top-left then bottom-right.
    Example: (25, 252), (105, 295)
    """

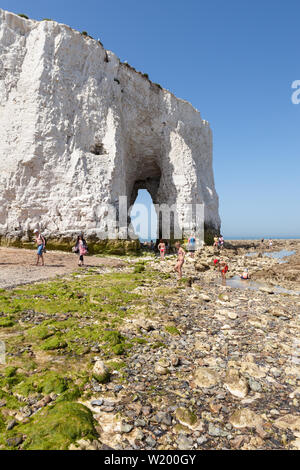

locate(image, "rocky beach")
(0, 239), (299, 450)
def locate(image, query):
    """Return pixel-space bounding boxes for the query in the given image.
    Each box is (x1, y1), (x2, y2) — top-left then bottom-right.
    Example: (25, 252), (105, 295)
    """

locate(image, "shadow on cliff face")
(125, 123), (180, 240)
(126, 124), (220, 243)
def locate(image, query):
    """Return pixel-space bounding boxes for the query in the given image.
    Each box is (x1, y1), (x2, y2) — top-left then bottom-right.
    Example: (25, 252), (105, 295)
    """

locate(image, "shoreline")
(0, 240), (299, 450)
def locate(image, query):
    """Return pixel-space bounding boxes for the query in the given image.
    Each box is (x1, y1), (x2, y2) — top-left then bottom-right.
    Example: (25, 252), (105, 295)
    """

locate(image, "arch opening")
(130, 189), (157, 242)
(129, 159), (162, 207)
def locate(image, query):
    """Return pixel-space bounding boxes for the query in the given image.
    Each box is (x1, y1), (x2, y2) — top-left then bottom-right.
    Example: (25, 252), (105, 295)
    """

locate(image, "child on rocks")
(174, 242), (185, 280)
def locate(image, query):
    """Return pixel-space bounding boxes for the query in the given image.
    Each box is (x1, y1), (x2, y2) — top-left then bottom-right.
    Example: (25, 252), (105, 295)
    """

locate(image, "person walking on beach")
(74, 235), (88, 266)
(213, 235), (219, 248)
(174, 242), (185, 279)
(218, 235), (224, 249)
(34, 229), (46, 266)
(158, 239), (166, 260)
(188, 234), (196, 258)
(269, 239), (273, 250)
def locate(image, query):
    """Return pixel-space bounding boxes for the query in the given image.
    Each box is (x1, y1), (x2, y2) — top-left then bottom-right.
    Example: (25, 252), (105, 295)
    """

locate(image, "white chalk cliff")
(0, 8), (220, 244)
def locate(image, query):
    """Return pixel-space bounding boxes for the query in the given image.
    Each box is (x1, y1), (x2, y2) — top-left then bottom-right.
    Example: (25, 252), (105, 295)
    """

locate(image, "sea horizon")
(139, 236), (300, 242)
(224, 236), (300, 240)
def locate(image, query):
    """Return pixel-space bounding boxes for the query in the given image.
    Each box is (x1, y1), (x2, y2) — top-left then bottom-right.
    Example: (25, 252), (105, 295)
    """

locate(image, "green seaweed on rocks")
(112, 343), (125, 355)
(0, 317), (15, 328)
(103, 330), (126, 356)
(4, 402), (97, 450)
(0, 415), (5, 433)
(4, 367), (18, 378)
(165, 325), (180, 336)
(12, 371), (70, 397)
(27, 325), (54, 340)
(55, 386), (81, 403)
(40, 335), (67, 351)
(134, 264), (145, 273)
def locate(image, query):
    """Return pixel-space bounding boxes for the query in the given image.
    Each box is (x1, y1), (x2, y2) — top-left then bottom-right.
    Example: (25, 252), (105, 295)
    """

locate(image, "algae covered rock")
(27, 325), (54, 340)
(229, 408), (264, 429)
(93, 360), (110, 383)
(16, 402), (98, 450)
(175, 408), (200, 430)
(12, 371), (69, 397)
(4, 367), (18, 378)
(112, 344), (125, 355)
(40, 336), (67, 351)
(0, 317), (15, 327)
(103, 330), (126, 356)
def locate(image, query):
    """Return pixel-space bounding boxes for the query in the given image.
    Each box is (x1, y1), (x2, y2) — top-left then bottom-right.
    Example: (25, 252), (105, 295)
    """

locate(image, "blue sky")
(2, 0), (300, 238)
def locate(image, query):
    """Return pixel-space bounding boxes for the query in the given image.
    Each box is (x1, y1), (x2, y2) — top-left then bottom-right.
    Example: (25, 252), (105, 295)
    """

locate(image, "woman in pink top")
(75, 235), (88, 266)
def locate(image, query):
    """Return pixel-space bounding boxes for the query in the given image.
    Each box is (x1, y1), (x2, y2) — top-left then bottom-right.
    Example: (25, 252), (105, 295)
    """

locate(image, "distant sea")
(225, 236), (300, 240)
(140, 236), (300, 242)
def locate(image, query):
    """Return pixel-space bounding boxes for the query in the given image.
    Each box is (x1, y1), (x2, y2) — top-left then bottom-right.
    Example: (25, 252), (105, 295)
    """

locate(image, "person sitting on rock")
(241, 268), (250, 280)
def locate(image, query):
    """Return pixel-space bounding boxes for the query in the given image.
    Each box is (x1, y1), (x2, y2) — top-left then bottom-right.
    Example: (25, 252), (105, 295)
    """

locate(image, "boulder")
(224, 368), (248, 398)
(194, 367), (220, 388)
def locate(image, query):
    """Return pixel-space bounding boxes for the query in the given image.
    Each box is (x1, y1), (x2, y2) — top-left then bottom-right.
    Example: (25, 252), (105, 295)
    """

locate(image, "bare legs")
(174, 260), (184, 279)
(36, 254), (44, 266)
